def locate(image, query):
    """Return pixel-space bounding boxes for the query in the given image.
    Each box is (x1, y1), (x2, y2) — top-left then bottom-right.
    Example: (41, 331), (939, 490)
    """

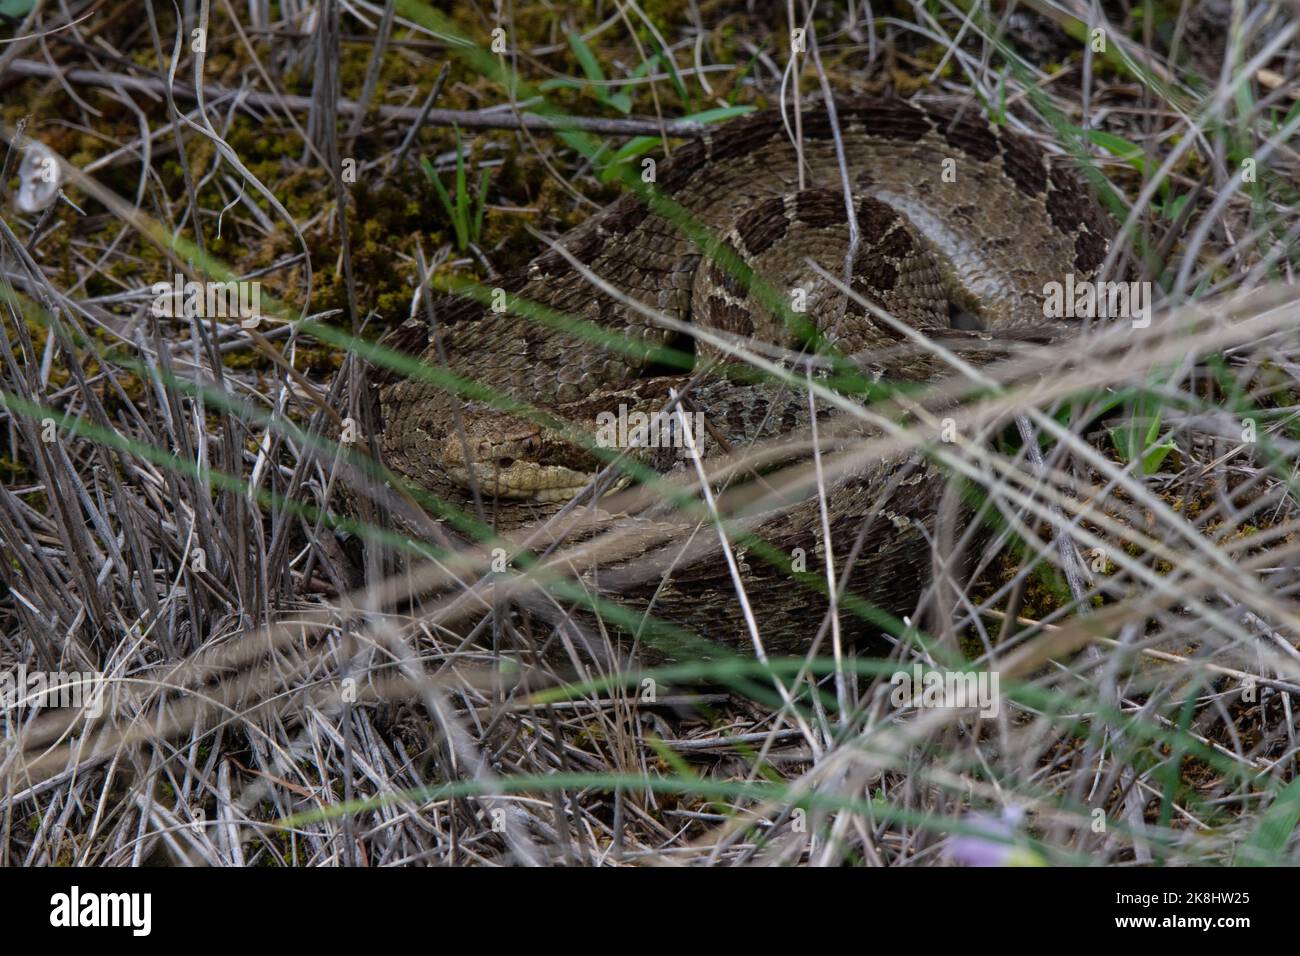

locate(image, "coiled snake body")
(374, 99), (1112, 657)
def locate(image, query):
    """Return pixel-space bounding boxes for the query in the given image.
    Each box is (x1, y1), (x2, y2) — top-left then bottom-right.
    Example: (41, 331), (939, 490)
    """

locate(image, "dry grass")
(1, 0), (1299, 866)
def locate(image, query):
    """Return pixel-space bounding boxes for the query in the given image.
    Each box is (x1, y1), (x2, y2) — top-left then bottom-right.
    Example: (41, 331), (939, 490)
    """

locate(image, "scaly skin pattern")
(371, 98), (1112, 658)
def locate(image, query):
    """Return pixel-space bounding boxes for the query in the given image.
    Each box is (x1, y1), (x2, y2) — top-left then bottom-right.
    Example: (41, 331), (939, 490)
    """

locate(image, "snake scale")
(371, 98), (1113, 658)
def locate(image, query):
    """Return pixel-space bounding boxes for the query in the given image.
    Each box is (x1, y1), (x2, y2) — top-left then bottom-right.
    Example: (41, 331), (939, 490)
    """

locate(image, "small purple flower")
(948, 807), (1044, 867)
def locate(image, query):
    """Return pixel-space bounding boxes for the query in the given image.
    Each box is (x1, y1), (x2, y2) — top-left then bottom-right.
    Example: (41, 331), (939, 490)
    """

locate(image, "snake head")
(439, 410), (597, 502)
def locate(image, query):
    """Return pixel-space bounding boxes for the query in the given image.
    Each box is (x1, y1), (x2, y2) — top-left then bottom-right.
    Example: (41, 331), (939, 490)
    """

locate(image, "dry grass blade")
(1, 0), (1298, 870)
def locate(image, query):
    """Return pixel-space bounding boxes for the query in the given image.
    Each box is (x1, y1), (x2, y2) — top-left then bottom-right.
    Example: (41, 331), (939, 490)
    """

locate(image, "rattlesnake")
(371, 98), (1112, 657)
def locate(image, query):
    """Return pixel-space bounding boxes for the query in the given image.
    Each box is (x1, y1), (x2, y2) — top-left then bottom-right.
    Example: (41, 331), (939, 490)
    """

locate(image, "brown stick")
(3, 58), (711, 138)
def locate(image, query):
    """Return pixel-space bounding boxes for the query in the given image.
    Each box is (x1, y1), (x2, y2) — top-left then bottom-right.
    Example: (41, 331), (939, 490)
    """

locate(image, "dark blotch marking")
(657, 139), (708, 195)
(847, 261), (905, 339)
(533, 226), (605, 276)
(841, 101), (932, 141)
(798, 111), (835, 139)
(876, 224), (914, 259)
(707, 112), (780, 163)
(568, 227), (607, 265)
(1044, 164), (1111, 273)
(1000, 134), (1047, 197)
(706, 243), (750, 298)
(856, 196), (902, 239)
(436, 295), (487, 327)
(794, 188), (847, 228)
(1045, 167), (1086, 236)
(602, 194), (650, 235)
(925, 108), (999, 162)
(1040, 169), (1102, 248)
(733, 196), (789, 255)
(705, 295), (755, 336)
(853, 258), (899, 299)
(373, 320), (433, 384)
(1073, 229), (1108, 273)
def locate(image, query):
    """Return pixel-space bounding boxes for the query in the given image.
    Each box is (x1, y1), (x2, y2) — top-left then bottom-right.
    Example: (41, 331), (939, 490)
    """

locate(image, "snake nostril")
(496, 457), (515, 469)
